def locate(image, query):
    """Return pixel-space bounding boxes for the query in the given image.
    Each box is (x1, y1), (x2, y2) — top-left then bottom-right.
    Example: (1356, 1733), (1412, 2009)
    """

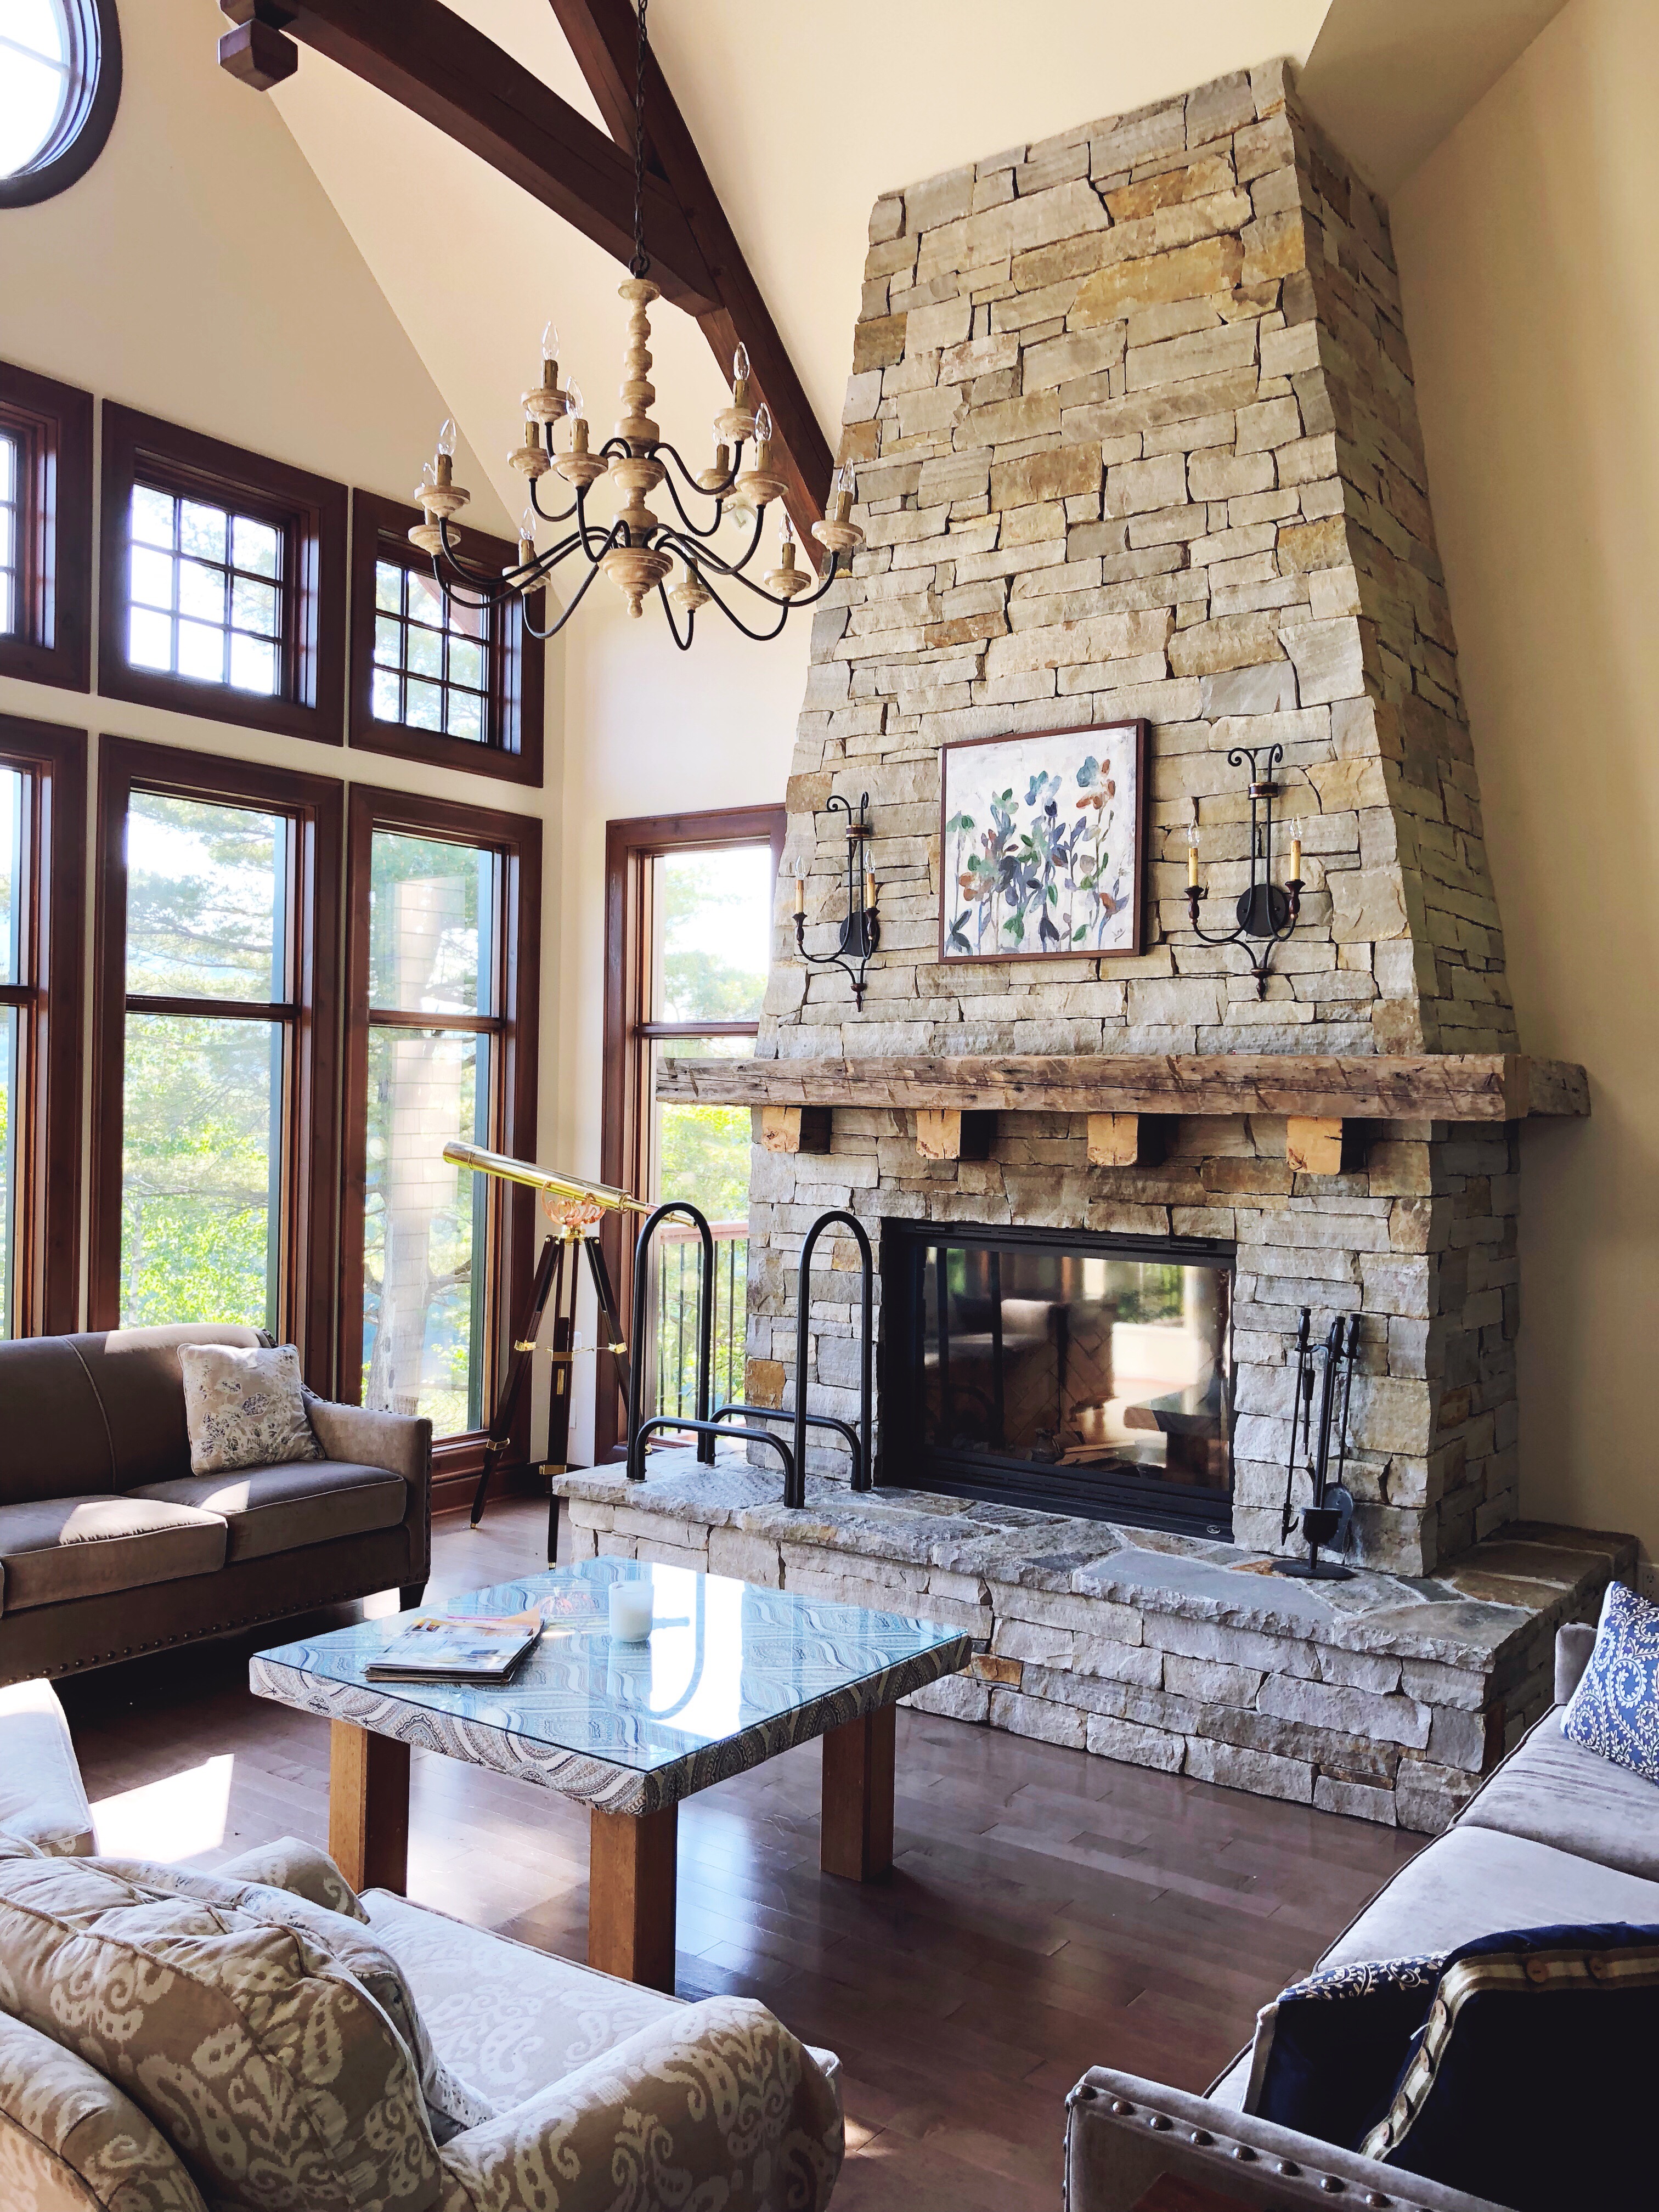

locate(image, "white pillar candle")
(608, 1580), (653, 1641)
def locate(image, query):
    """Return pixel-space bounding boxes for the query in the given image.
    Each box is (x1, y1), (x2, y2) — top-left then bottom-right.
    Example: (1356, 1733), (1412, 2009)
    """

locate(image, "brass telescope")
(442, 1140), (651, 1215)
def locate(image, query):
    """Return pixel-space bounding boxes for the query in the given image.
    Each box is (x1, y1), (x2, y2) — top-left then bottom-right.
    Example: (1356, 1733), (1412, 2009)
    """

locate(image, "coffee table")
(250, 1556), (971, 1990)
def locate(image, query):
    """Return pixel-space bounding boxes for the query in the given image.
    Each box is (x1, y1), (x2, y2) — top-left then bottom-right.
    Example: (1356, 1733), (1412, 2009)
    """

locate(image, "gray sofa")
(1065, 1618), (1649, 2210)
(0, 1324), (430, 1686)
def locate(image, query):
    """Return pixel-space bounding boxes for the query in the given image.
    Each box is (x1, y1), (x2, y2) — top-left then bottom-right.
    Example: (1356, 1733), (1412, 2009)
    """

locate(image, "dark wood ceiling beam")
(217, 0), (716, 311)
(546, 0), (833, 542)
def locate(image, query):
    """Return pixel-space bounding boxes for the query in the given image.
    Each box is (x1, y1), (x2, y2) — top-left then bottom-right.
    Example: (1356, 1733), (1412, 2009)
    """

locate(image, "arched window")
(0, 0), (121, 208)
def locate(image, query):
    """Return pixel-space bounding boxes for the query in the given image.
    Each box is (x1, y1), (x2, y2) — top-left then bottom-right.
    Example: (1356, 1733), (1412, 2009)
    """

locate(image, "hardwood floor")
(59, 1499), (1424, 2210)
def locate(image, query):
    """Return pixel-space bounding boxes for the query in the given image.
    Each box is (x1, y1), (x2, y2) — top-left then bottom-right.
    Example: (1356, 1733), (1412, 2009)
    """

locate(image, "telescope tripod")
(469, 1215), (631, 1562)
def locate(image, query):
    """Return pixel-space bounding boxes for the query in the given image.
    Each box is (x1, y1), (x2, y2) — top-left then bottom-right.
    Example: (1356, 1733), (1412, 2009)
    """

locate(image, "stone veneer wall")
(777, 56), (1513, 1062)
(742, 61), (1530, 1576)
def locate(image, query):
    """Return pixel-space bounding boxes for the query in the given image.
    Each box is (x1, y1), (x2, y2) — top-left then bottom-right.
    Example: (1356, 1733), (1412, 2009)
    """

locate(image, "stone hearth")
(555, 1455), (1631, 1835)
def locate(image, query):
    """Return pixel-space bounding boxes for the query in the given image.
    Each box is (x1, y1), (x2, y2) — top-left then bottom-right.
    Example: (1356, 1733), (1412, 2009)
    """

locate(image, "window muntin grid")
(371, 558), (490, 745)
(0, 433), (19, 636)
(127, 482), (284, 696)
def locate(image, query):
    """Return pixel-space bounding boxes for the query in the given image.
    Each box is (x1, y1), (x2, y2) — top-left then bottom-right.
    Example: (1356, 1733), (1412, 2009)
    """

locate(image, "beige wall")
(1393, 0), (1659, 1560)
(555, 600), (806, 1459)
(0, 0), (542, 1373)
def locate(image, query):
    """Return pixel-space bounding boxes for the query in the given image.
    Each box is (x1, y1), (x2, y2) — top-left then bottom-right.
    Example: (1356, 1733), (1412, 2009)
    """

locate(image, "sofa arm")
(1064, 2068), (1513, 2212)
(0, 1680), (94, 1858)
(304, 1394), (432, 1578)
(1555, 1619), (1596, 1705)
(435, 1995), (842, 2212)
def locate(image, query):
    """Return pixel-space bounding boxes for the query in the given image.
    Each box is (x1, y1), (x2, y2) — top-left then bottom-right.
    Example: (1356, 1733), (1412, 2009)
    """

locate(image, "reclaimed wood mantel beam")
(656, 1054), (1592, 1124)
(217, 0), (717, 311)
(545, 0), (833, 543)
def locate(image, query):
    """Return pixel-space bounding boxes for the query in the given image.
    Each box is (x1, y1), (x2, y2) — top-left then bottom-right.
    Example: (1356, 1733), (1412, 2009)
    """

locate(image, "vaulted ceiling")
(252, 0), (1566, 556)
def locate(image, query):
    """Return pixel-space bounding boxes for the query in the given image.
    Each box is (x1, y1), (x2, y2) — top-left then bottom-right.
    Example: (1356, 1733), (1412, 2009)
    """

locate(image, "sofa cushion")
(1244, 1951), (1447, 2149)
(129, 1462), (405, 1564)
(362, 1888), (684, 2111)
(1360, 1922), (1659, 2212)
(101, 1862), (493, 2145)
(0, 1853), (442, 2212)
(178, 1342), (320, 1477)
(74, 1324), (264, 1492)
(0, 1337), (115, 1506)
(0, 1497), (226, 1613)
(0, 2004), (210, 2212)
(1322, 1822), (1659, 1971)
(1458, 1706), (1659, 1882)
(212, 1835), (370, 1922)
(1561, 1577), (1659, 1781)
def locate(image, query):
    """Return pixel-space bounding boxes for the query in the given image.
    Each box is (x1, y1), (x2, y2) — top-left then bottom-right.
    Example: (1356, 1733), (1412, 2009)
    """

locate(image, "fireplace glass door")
(880, 1223), (1234, 1536)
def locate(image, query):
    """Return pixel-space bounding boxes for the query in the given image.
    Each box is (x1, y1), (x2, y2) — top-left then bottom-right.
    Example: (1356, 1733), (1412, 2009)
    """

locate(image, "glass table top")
(251, 1557), (972, 1815)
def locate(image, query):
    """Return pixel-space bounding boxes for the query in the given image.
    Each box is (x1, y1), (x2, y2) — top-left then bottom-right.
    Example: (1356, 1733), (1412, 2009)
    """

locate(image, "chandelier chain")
(629, 0), (650, 279)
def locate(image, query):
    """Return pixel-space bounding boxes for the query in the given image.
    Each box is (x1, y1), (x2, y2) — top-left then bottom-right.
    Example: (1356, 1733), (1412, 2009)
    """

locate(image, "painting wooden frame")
(938, 720), (1148, 966)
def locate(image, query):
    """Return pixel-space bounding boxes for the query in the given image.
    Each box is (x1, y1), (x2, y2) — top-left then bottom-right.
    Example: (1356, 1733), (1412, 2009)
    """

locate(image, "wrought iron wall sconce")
(793, 791), (881, 1008)
(1184, 743), (1304, 998)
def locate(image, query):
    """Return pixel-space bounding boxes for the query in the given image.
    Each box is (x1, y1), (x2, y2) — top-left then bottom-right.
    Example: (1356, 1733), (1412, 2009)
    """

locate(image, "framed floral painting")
(938, 720), (1148, 964)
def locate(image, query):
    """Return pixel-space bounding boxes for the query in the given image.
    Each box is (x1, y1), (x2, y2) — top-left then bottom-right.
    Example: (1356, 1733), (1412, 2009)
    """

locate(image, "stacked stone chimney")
(742, 60), (1526, 1575)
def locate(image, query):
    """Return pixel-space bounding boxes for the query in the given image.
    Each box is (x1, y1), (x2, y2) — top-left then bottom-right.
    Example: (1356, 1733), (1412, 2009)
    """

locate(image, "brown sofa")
(0, 1324), (430, 1686)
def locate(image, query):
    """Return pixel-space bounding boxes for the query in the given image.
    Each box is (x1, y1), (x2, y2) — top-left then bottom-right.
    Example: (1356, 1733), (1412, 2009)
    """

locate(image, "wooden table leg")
(329, 1721), (409, 1895)
(588, 1802), (678, 1991)
(821, 1702), (895, 1881)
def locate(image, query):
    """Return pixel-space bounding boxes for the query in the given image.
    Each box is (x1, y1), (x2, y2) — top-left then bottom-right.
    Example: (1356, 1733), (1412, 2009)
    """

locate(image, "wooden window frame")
(0, 712), (86, 1335)
(341, 785), (541, 1509)
(90, 737), (344, 1382)
(0, 360), (94, 693)
(594, 803), (785, 1463)
(348, 490), (544, 787)
(98, 403), (347, 745)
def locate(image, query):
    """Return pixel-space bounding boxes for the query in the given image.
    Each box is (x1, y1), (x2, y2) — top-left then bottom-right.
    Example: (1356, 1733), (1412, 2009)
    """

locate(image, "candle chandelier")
(408, 0), (862, 649)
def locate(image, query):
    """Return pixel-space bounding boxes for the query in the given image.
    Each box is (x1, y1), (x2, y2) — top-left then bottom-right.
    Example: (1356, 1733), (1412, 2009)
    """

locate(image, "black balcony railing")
(653, 1219), (746, 1419)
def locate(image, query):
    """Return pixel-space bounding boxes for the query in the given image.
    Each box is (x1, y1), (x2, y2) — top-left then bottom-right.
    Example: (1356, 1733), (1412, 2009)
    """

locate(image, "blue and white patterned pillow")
(1561, 1581), (1659, 1783)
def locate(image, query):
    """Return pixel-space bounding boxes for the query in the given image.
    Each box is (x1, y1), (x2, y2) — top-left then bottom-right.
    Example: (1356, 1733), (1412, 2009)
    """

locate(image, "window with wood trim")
(348, 491), (544, 787)
(0, 358), (93, 692)
(91, 741), (342, 1381)
(595, 804), (783, 1462)
(99, 404), (347, 745)
(341, 787), (540, 1482)
(0, 712), (84, 1336)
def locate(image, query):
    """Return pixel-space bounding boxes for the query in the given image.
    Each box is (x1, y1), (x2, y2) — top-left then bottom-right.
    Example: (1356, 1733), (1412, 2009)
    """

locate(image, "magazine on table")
(366, 1609), (544, 1683)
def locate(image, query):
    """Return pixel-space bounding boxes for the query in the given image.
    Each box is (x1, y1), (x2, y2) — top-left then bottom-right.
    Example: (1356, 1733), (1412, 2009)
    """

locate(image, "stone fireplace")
(556, 57), (1623, 1834)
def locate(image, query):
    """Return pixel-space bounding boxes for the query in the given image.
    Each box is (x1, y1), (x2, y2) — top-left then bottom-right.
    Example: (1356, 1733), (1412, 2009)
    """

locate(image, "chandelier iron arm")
(656, 578), (696, 653)
(526, 477), (583, 528)
(518, 526), (629, 642)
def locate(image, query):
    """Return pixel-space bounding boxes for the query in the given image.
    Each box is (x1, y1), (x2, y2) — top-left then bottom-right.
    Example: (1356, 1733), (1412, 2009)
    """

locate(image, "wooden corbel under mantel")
(216, 0), (832, 544)
(663, 1053), (1591, 1177)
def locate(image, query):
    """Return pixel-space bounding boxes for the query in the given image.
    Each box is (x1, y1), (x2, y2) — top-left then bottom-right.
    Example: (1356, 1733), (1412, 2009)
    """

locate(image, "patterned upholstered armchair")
(0, 1679), (844, 2212)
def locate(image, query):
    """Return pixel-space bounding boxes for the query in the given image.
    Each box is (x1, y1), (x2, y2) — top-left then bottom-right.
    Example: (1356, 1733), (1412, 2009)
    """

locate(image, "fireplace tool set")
(624, 1203), (874, 1510)
(1272, 1308), (1362, 1581)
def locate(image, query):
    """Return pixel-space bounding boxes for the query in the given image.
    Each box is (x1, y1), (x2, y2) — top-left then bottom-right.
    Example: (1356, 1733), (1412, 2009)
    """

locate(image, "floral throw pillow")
(1562, 1580), (1659, 1782)
(178, 1341), (321, 1475)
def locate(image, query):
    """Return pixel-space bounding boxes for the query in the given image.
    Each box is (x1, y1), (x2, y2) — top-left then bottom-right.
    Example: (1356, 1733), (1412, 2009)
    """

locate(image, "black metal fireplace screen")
(878, 1222), (1235, 1537)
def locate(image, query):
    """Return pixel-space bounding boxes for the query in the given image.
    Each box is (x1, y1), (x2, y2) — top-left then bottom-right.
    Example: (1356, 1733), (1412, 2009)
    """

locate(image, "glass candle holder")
(608, 1579), (653, 1641)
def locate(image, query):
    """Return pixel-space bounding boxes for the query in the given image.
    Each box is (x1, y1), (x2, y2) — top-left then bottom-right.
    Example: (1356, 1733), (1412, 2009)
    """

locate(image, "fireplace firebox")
(878, 1222), (1234, 1537)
